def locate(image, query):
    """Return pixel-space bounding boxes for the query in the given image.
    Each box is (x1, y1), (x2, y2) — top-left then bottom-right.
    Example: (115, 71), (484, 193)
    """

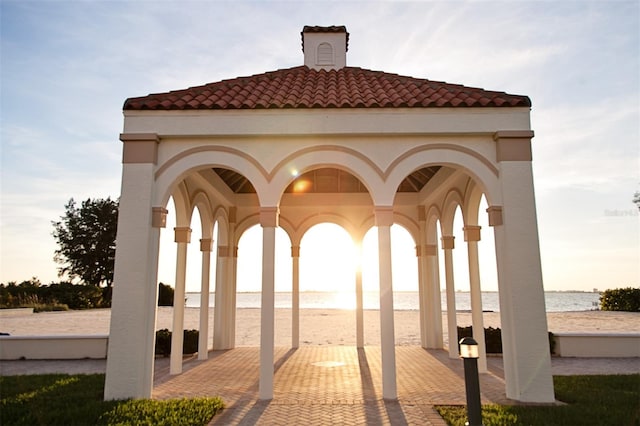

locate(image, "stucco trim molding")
(260, 207), (280, 228)
(121, 133), (160, 164)
(441, 235), (455, 250)
(200, 238), (213, 252)
(487, 206), (504, 227)
(151, 207), (168, 228)
(463, 225), (482, 242)
(174, 227), (192, 243)
(494, 130), (533, 162)
(374, 206), (394, 227)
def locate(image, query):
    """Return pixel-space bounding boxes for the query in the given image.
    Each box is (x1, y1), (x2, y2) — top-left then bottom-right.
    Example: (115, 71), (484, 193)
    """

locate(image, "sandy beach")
(1, 307), (638, 347)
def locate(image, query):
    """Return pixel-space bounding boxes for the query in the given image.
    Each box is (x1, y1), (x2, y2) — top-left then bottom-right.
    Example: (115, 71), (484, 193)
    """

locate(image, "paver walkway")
(153, 346), (512, 425)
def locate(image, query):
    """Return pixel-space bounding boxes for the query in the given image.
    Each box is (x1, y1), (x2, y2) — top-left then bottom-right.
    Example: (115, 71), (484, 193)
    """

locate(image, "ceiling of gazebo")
(212, 166), (441, 194)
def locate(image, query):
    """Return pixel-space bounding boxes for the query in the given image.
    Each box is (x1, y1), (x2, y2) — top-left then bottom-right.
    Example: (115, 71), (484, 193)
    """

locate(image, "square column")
(463, 226), (487, 373)
(424, 243), (443, 349)
(259, 207), (278, 400)
(441, 235), (458, 359)
(198, 238), (213, 360)
(291, 245), (300, 348)
(104, 135), (161, 400)
(375, 207), (397, 400)
(170, 227), (191, 375)
(491, 130), (555, 403)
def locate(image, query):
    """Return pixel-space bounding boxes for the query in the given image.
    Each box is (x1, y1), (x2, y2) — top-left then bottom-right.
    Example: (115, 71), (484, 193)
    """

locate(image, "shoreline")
(1, 308), (637, 347)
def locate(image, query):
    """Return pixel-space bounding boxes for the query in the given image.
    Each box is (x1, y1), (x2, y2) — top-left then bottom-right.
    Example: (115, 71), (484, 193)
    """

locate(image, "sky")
(1, 0), (638, 294)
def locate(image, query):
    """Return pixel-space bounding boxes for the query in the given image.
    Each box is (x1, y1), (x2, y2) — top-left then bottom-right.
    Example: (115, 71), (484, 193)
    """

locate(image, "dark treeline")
(0, 278), (175, 311)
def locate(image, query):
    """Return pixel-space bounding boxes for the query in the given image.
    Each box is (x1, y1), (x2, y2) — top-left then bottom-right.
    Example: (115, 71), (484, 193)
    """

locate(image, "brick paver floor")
(153, 346), (512, 425)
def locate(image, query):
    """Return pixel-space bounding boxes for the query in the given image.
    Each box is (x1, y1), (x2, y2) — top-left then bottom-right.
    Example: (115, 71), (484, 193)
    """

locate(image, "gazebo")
(104, 26), (554, 403)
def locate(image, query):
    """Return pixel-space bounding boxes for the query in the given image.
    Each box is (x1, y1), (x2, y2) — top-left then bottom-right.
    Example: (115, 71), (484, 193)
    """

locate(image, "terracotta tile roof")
(123, 66), (531, 110)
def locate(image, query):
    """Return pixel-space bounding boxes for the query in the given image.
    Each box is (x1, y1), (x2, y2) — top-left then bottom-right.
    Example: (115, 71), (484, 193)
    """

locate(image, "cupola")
(301, 25), (349, 71)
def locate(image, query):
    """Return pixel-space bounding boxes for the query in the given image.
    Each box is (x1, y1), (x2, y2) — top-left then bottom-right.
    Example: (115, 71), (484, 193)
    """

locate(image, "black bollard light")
(459, 337), (483, 426)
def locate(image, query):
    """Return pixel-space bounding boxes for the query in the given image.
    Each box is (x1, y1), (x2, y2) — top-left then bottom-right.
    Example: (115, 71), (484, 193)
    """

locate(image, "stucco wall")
(0, 335), (108, 360)
(554, 333), (640, 357)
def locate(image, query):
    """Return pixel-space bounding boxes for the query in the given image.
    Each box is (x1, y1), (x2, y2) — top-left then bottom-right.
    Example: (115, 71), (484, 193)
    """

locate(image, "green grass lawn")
(0, 374), (224, 426)
(436, 374), (640, 426)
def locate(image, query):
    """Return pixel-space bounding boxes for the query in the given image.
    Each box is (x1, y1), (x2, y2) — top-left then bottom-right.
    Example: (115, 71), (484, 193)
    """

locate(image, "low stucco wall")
(0, 335), (108, 360)
(0, 308), (34, 317)
(554, 333), (640, 357)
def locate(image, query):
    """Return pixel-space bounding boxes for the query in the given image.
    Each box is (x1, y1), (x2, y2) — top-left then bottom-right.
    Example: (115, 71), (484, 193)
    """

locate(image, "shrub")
(457, 326), (555, 354)
(600, 287), (640, 312)
(155, 329), (199, 357)
(158, 282), (174, 306)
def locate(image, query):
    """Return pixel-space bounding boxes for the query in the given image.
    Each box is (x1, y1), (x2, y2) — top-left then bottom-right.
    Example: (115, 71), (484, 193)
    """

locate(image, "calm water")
(185, 291), (601, 312)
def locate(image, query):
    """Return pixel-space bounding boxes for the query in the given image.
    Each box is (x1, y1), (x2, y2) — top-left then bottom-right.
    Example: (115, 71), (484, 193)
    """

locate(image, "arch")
(269, 146), (381, 205)
(294, 212), (359, 240)
(171, 181), (192, 228)
(392, 213), (419, 246)
(462, 180), (485, 226)
(425, 204), (442, 245)
(190, 191), (214, 239)
(212, 206), (230, 247)
(383, 145), (501, 207)
(234, 213), (261, 244)
(154, 148), (269, 208)
(440, 189), (464, 235)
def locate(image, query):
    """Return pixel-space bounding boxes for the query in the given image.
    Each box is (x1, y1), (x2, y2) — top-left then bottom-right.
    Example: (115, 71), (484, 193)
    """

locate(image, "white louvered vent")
(317, 43), (334, 65)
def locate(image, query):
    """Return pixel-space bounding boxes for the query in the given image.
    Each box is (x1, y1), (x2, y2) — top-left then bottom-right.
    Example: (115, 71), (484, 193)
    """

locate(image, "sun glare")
(328, 291), (357, 310)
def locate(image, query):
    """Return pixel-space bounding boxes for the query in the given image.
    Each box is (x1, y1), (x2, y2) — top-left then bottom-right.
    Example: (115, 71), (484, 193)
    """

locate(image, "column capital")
(441, 235), (455, 250)
(174, 227), (192, 243)
(200, 238), (213, 252)
(494, 130), (533, 162)
(121, 133), (160, 164)
(233, 246), (239, 258)
(218, 246), (230, 257)
(152, 207), (168, 228)
(260, 207), (279, 228)
(463, 225), (482, 242)
(487, 206), (503, 227)
(374, 206), (394, 227)
(424, 244), (437, 256)
(291, 245), (301, 258)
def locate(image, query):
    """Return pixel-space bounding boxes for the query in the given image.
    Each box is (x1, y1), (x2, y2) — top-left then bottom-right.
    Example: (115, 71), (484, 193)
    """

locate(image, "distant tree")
(633, 190), (640, 211)
(52, 197), (118, 287)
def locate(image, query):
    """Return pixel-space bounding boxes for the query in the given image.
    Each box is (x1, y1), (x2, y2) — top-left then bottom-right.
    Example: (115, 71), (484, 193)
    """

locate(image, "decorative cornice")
(121, 133), (160, 164)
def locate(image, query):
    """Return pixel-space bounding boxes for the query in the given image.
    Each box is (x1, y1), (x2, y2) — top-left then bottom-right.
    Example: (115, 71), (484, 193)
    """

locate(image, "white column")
(375, 207), (397, 400)
(104, 135), (161, 400)
(441, 235), (458, 359)
(213, 246), (230, 349)
(227, 210), (238, 348)
(170, 227), (191, 375)
(230, 245), (238, 348)
(198, 238), (213, 360)
(424, 243), (443, 348)
(492, 131), (555, 403)
(464, 226), (487, 373)
(417, 208), (429, 348)
(291, 245), (300, 348)
(259, 207), (278, 400)
(355, 242), (364, 348)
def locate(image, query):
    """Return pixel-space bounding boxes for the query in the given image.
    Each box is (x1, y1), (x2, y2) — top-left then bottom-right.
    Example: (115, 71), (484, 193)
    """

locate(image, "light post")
(460, 337), (483, 426)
